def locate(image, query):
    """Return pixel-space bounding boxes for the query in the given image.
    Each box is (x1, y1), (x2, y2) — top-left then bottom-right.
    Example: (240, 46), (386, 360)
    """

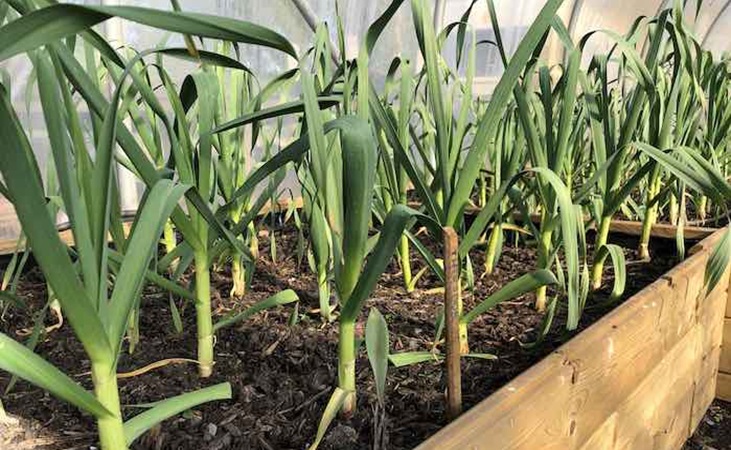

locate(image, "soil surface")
(684, 400), (731, 450)
(0, 225), (690, 449)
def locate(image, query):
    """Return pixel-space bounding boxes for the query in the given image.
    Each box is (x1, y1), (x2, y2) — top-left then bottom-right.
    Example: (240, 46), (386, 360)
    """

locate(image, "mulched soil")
(0, 225), (694, 449)
(684, 400), (731, 450)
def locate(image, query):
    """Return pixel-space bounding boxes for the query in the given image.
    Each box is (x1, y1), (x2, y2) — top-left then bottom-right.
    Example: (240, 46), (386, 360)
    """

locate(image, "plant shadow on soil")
(0, 224), (713, 450)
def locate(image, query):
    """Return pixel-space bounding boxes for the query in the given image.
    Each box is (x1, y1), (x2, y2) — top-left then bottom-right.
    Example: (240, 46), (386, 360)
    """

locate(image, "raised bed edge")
(416, 226), (731, 450)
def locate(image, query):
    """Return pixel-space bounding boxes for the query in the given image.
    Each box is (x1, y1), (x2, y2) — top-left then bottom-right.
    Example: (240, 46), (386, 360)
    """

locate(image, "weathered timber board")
(608, 220), (718, 240)
(609, 325), (699, 450)
(718, 256), (731, 400)
(717, 372), (731, 402)
(417, 227), (730, 450)
(721, 318), (731, 374)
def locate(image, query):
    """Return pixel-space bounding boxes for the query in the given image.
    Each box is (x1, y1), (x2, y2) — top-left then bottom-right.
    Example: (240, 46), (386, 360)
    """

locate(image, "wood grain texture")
(717, 372), (731, 402)
(689, 246), (728, 432)
(719, 259), (731, 400)
(417, 227), (730, 450)
(610, 326), (699, 450)
(608, 220), (717, 240)
(720, 318), (731, 374)
(442, 227), (462, 421)
(459, 209), (718, 241)
(579, 413), (616, 450)
(693, 345), (721, 429)
(414, 352), (576, 450)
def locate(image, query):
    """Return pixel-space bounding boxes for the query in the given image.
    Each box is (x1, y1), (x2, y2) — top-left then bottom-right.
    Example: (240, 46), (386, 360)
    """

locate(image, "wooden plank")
(557, 270), (703, 447)
(691, 345), (721, 430)
(415, 353), (576, 450)
(442, 227), (462, 421)
(593, 319), (700, 450)
(688, 265), (726, 433)
(651, 386), (695, 450)
(687, 228), (726, 257)
(642, 335), (698, 450)
(445, 204), (720, 240)
(561, 232), (725, 447)
(575, 322), (705, 450)
(579, 413), (616, 450)
(721, 318), (731, 374)
(539, 281), (669, 447)
(657, 256), (699, 351)
(419, 280), (670, 450)
(691, 251), (728, 428)
(417, 228), (729, 450)
(608, 220), (718, 241)
(0, 222), (133, 255)
(717, 371), (731, 402)
(695, 264), (728, 356)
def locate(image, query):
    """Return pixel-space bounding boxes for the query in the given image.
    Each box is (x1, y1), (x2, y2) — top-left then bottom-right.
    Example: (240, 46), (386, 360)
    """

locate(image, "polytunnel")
(2, 0), (729, 240)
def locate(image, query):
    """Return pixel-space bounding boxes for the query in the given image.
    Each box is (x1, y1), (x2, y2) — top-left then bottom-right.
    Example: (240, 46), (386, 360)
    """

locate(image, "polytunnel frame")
(565, 0), (731, 60)
(701, 0), (731, 47)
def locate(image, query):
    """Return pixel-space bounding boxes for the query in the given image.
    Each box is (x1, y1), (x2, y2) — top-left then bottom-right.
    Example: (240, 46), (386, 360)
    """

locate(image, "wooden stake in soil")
(443, 227), (462, 421)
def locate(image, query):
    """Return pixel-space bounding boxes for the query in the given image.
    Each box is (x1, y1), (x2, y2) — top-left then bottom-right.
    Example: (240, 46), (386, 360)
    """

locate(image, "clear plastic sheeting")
(700, 0), (731, 54)
(0, 0), (728, 242)
(442, 0), (543, 94)
(118, 0), (420, 84)
(1, 0), (103, 241)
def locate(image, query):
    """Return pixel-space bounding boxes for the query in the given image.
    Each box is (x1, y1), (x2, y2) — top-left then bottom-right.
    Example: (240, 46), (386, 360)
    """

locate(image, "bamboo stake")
(443, 226), (462, 420)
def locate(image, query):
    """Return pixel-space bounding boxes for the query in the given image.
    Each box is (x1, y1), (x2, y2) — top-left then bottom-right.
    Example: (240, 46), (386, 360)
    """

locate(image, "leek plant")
(214, 49), (417, 418)
(0, 0), (307, 377)
(298, 162), (337, 321)
(0, 51), (230, 450)
(103, 47), (180, 268)
(212, 43), (288, 299)
(295, 45), (340, 320)
(581, 6), (700, 283)
(210, 48), (340, 322)
(635, 5), (700, 260)
(367, 0), (572, 343)
(375, 57), (419, 292)
(299, 69), (416, 416)
(696, 56), (731, 223)
(147, 57), (303, 377)
(198, 46), (413, 420)
(481, 106), (527, 276)
(216, 75), (255, 299)
(507, 42), (582, 312)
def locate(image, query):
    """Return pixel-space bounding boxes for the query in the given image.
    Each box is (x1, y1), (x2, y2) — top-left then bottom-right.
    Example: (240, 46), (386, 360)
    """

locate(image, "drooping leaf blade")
(123, 382), (232, 445)
(0, 333), (111, 418)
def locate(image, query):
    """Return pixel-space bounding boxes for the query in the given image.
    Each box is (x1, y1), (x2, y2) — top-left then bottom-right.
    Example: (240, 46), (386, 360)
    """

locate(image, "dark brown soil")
(0, 226), (684, 449)
(684, 400), (731, 450)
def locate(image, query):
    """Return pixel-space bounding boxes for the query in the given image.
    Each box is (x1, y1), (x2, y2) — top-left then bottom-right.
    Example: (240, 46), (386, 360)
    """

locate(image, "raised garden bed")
(0, 223), (728, 449)
(418, 227), (731, 450)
